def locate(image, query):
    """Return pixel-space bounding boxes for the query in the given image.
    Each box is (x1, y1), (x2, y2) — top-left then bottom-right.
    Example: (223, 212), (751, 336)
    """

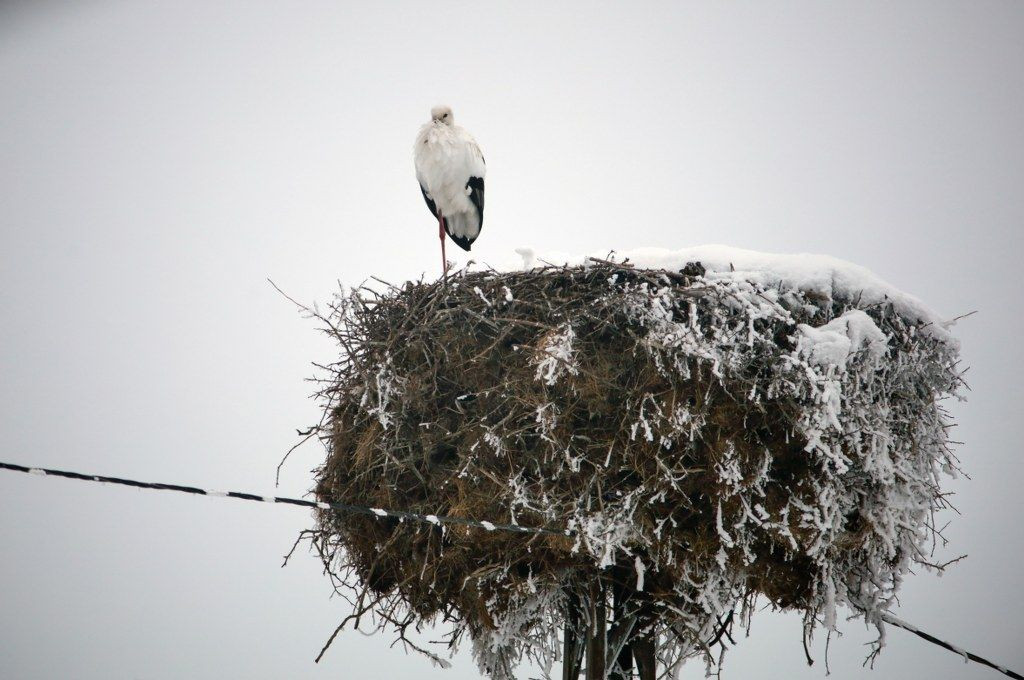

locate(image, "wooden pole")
(632, 632), (656, 680)
(563, 590), (583, 680)
(585, 580), (606, 680)
(609, 571), (634, 680)
(632, 597), (656, 680)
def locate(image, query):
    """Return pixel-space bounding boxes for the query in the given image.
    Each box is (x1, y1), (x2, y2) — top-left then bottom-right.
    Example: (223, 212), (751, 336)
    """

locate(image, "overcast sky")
(1, 1), (1022, 678)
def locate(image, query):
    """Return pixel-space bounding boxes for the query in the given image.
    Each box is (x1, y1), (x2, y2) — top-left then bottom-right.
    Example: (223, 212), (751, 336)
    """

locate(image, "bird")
(413, 105), (486, 276)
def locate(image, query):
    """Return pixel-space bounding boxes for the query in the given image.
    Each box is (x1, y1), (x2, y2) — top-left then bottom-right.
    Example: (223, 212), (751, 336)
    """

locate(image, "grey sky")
(1, 1), (1021, 678)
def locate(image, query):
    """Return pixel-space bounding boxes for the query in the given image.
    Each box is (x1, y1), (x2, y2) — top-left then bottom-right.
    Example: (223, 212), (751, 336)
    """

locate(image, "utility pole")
(585, 580), (607, 680)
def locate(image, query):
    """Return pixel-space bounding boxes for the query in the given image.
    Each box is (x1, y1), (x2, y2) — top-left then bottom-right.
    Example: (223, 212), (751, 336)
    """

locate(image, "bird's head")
(430, 105), (454, 126)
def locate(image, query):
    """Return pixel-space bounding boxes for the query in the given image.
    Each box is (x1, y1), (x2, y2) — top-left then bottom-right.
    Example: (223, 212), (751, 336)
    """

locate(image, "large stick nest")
(306, 259), (962, 677)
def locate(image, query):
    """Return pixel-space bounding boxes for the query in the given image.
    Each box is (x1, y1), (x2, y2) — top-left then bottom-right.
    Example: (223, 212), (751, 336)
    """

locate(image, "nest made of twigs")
(306, 258), (962, 678)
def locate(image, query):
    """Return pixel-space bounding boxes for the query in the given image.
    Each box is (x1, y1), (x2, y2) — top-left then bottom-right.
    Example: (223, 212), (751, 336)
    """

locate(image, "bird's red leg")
(438, 210), (447, 279)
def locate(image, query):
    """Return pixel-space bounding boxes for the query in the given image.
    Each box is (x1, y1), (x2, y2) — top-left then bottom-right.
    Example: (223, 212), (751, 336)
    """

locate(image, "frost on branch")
(305, 253), (963, 678)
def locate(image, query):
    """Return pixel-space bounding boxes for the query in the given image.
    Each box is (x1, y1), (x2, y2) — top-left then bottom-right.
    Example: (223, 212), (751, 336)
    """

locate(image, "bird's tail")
(443, 213), (475, 252)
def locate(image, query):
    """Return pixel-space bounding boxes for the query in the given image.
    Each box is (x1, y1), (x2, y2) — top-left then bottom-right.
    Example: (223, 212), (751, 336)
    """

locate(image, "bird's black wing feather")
(419, 183), (439, 218)
(467, 176), (485, 232)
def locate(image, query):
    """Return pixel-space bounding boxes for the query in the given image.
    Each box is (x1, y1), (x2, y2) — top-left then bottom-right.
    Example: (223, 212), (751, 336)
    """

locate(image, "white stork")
(413, 105), (486, 275)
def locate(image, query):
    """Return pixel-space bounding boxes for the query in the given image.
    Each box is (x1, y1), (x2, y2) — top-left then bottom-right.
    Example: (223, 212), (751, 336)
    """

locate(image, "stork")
(413, 105), (486, 276)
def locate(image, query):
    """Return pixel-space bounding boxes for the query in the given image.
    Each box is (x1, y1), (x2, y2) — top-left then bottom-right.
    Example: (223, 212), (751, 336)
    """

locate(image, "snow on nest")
(506, 245), (957, 346)
(796, 310), (890, 369)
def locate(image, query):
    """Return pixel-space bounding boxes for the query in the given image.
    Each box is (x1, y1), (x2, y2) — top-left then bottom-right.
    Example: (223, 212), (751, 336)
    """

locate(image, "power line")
(0, 460), (570, 537)
(1, 459), (1021, 679)
(881, 613), (1022, 680)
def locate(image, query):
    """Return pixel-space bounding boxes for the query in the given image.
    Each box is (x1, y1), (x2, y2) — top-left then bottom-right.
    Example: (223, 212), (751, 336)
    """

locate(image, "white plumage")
(414, 105), (485, 270)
